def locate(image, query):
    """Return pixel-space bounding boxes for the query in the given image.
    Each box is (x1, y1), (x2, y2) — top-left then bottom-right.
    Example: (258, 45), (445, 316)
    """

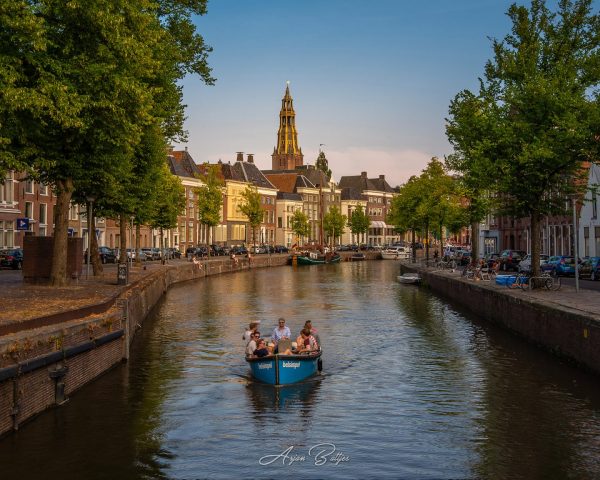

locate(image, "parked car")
(518, 254), (550, 274)
(141, 248), (159, 261)
(542, 255), (577, 277)
(274, 245), (289, 253)
(498, 249), (527, 272)
(230, 246), (248, 255)
(0, 248), (23, 269)
(165, 248), (181, 259)
(210, 245), (227, 256)
(578, 256), (600, 281)
(126, 248), (147, 261)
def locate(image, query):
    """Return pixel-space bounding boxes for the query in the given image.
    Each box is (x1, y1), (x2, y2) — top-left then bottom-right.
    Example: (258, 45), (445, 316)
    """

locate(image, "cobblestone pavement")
(0, 260), (186, 328)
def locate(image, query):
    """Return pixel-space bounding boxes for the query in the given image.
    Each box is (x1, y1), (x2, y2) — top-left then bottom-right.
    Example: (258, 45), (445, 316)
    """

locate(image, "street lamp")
(86, 195), (96, 279)
(570, 194), (579, 293)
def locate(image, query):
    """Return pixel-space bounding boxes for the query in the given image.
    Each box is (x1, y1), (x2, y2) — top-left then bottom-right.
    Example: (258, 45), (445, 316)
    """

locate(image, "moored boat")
(381, 246), (410, 260)
(246, 350), (323, 385)
(350, 253), (366, 261)
(397, 273), (421, 285)
(294, 252), (341, 265)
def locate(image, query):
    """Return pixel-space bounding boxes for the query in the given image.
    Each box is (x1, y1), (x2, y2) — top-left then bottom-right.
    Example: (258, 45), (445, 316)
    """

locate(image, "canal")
(1, 261), (600, 479)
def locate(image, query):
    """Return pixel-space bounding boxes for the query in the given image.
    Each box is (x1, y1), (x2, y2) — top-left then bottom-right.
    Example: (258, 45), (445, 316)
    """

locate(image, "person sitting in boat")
(271, 317), (291, 351)
(253, 339), (270, 358)
(295, 328), (318, 353)
(304, 320), (317, 336)
(245, 331), (260, 356)
(243, 321), (260, 344)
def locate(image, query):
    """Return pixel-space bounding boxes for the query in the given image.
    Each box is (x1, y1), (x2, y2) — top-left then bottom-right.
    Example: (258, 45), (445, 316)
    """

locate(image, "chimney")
(185, 146), (188, 152)
(379, 174), (385, 180)
(361, 171), (367, 178)
(236, 152), (244, 162)
(247, 153), (254, 163)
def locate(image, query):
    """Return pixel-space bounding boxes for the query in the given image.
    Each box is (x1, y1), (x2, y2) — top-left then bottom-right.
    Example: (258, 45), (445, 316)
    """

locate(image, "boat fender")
(318, 358), (323, 372)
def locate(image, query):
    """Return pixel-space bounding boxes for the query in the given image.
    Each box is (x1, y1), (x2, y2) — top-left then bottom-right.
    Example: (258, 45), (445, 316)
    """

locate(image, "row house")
(578, 163), (600, 257)
(0, 172), (56, 249)
(338, 172), (400, 246)
(340, 188), (368, 245)
(221, 153), (277, 247)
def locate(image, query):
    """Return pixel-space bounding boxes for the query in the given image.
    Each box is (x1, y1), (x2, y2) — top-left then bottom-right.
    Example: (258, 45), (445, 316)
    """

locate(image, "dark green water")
(1, 261), (599, 479)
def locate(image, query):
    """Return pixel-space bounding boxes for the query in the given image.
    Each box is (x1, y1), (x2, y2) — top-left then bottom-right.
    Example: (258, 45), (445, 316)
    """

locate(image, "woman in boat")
(245, 331), (260, 356)
(243, 321), (260, 344)
(295, 329), (318, 353)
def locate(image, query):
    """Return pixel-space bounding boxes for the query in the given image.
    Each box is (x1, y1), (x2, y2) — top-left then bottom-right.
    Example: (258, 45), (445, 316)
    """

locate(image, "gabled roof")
(338, 172), (394, 194)
(295, 175), (314, 189)
(264, 173), (299, 193)
(341, 187), (364, 201)
(168, 150), (202, 178)
(221, 160), (276, 190)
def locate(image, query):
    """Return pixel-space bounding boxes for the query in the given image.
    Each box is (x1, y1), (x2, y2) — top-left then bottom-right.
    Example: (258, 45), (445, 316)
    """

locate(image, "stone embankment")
(402, 263), (600, 376)
(0, 254), (289, 437)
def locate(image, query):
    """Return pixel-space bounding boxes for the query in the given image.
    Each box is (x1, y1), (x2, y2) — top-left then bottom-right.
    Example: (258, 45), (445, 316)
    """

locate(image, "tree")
(196, 164), (224, 257)
(290, 210), (310, 247)
(315, 150), (332, 180)
(239, 186), (263, 249)
(388, 176), (426, 263)
(323, 205), (347, 248)
(447, 0), (600, 277)
(149, 164), (186, 263)
(347, 205), (370, 245)
(0, 0), (214, 285)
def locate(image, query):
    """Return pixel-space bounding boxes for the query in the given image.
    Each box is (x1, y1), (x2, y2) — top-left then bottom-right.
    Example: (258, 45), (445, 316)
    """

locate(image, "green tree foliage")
(0, 0), (214, 285)
(323, 205), (346, 247)
(315, 150), (332, 180)
(388, 176), (424, 262)
(347, 205), (370, 244)
(239, 186), (263, 247)
(149, 164), (186, 261)
(290, 210), (310, 245)
(447, 0), (600, 276)
(196, 163), (224, 256)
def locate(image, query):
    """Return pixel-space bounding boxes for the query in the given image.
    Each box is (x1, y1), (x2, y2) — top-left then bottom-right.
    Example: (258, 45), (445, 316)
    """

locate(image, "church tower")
(271, 82), (304, 170)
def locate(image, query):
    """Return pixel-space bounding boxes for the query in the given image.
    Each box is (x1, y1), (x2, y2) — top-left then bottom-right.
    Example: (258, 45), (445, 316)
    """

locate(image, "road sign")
(16, 218), (29, 231)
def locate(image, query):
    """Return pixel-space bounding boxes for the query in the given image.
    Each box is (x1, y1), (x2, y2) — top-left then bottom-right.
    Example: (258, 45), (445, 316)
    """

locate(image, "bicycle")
(506, 272), (530, 290)
(529, 273), (561, 291)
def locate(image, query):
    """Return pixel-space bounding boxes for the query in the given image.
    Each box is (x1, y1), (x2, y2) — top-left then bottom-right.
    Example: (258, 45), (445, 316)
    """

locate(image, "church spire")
(272, 82), (304, 170)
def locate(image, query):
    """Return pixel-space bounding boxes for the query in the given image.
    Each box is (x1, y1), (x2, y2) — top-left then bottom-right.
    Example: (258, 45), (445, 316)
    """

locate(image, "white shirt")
(246, 339), (257, 356)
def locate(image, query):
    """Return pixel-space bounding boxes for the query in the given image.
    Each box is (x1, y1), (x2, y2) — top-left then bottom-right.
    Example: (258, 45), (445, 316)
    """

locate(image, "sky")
(175, 0), (550, 187)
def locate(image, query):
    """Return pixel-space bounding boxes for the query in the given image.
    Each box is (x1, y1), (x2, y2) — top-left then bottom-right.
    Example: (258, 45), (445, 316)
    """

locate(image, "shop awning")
(370, 221), (387, 229)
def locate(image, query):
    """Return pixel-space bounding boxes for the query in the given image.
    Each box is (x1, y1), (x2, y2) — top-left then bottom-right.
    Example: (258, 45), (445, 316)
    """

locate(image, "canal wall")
(403, 265), (600, 375)
(0, 255), (289, 437)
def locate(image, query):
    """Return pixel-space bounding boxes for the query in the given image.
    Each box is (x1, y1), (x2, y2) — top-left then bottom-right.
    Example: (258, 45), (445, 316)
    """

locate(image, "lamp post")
(129, 216), (134, 269)
(570, 195), (579, 293)
(85, 196), (96, 279)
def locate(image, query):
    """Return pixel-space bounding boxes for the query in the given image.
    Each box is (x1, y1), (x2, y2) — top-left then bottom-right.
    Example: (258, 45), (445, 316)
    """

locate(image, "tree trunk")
(161, 227), (165, 264)
(135, 223), (141, 265)
(425, 221), (430, 262)
(531, 212), (541, 277)
(207, 225), (212, 259)
(471, 220), (480, 267)
(90, 204), (102, 275)
(411, 229), (416, 263)
(50, 178), (74, 286)
(119, 214), (127, 263)
(439, 221), (444, 260)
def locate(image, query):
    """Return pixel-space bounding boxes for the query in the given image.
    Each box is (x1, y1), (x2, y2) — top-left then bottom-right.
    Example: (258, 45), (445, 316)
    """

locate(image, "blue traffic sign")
(16, 218), (30, 231)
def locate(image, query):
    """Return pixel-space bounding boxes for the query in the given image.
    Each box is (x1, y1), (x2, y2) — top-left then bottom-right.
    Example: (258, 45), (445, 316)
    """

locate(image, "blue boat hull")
(247, 351), (322, 385)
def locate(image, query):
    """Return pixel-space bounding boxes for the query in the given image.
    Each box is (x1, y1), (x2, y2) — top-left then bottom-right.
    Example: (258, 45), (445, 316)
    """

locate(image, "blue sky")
(176, 0), (557, 186)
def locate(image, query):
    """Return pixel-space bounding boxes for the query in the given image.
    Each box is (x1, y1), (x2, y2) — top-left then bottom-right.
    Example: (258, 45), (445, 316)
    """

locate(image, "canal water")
(1, 261), (600, 479)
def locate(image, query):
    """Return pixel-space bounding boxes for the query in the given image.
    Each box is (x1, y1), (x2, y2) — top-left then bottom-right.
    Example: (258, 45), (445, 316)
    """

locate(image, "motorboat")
(381, 246), (410, 260)
(293, 252), (341, 265)
(246, 349), (323, 385)
(397, 273), (421, 285)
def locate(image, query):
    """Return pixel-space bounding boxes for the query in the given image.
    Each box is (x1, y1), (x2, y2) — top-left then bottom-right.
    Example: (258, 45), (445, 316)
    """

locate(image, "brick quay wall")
(401, 264), (600, 376)
(0, 254), (292, 437)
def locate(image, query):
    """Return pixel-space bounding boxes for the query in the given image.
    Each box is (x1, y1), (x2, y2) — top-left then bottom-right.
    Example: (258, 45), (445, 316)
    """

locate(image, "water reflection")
(1, 262), (600, 480)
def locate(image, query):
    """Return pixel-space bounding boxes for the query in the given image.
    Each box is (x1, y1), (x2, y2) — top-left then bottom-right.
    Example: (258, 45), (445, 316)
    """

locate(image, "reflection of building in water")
(246, 378), (322, 427)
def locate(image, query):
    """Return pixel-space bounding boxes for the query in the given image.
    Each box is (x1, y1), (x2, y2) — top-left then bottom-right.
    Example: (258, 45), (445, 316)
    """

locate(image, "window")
(593, 190), (597, 219)
(596, 226), (600, 257)
(39, 203), (47, 225)
(39, 183), (48, 196)
(25, 179), (34, 194)
(25, 201), (33, 220)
